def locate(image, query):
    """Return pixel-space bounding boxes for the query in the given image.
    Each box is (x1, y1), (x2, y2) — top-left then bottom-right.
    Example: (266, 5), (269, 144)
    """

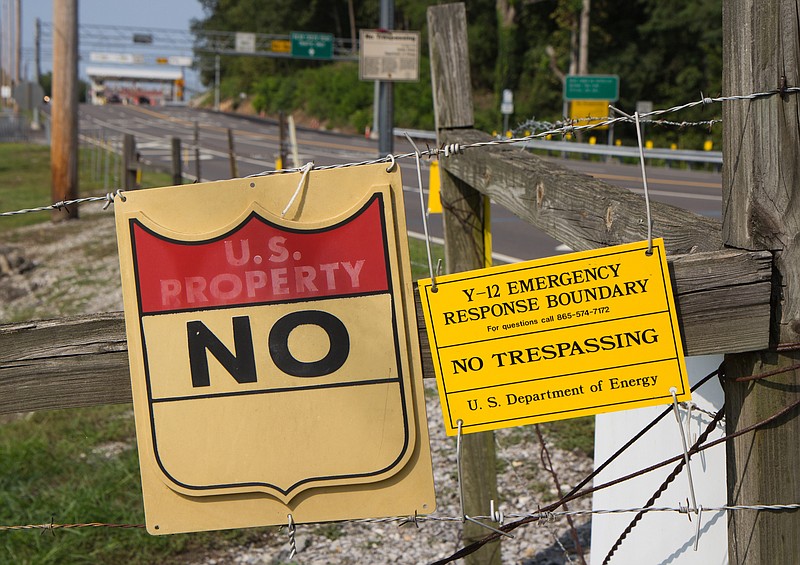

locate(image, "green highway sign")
(291, 32), (334, 60)
(564, 75), (619, 101)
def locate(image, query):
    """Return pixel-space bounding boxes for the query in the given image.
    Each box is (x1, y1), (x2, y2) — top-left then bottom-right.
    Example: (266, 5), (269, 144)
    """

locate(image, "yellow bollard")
(428, 160), (442, 214)
(483, 197), (492, 268)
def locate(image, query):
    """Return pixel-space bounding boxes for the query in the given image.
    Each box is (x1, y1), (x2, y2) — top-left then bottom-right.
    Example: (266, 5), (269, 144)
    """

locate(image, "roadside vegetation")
(0, 144), (173, 231)
(194, 0), (722, 150)
(0, 144), (275, 563)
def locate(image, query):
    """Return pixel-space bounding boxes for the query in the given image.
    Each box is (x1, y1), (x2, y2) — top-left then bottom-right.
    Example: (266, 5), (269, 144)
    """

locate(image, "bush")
(250, 58), (436, 132)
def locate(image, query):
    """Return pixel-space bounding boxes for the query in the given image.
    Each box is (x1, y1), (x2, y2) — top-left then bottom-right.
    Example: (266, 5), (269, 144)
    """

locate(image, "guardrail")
(396, 128), (722, 166)
(518, 138), (723, 165)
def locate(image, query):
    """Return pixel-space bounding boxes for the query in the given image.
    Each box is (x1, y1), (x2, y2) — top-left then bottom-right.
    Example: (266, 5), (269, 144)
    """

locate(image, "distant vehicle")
(107, 93), (122, 104)
(138, 96), (151, 106)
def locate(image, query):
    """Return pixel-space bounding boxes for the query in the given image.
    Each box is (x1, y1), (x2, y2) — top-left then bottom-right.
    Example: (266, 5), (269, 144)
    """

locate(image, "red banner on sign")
(132, 196), (389, 313)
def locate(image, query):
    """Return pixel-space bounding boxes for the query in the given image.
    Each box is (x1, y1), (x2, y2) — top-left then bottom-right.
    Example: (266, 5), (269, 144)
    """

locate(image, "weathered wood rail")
(0, 248), (772, 415)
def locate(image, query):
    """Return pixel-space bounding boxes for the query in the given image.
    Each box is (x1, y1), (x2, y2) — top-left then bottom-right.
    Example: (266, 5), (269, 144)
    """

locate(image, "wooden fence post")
(722, 1), (800, 562)
(122, 133), (138, 190)
(428, 5), (501, 564)
(171, 136), (182, 186)
(194, 121), (201, 181)
(227, 128), (238, 178)
(278, 111), (287, 169)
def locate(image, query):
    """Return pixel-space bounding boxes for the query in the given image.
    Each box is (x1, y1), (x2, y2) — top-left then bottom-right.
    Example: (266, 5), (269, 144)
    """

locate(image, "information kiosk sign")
(116, 164), (434, 534)
(359, 30), (420, 81)
(419, 239), (689, 436)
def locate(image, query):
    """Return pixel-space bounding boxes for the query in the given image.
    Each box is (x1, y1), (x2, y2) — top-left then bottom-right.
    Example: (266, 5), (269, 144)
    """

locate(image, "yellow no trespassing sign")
(418, 239), (690, 436)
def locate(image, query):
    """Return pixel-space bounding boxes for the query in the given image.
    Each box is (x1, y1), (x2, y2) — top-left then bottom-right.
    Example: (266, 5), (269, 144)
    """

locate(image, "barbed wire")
(601, 400), (726, 563)
(515, 115), (721, 137)
(494, 429), (577, 560)
(680, 401), (724, 423)
(2, 367), (799, 563)
(1, 85), (796, 219)
(0, 191), (125, 217)
(2, 85), (800, 562)
(4, 503), (800, 534)
(431, 383), (800, 565)
(0, 521), (145, 532)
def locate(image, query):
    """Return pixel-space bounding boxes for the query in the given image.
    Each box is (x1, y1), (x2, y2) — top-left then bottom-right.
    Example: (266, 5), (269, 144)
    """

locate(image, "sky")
(18, 0), (206, 90)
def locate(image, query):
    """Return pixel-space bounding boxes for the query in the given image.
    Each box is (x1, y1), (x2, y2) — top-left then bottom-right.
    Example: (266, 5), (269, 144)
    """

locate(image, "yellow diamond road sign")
(116, 164), (435, 534)
(418, 239), (689, 436)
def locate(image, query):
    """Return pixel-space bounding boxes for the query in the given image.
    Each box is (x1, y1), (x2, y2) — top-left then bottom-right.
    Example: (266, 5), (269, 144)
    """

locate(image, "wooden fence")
(1, 1), (796, 563)
(426, 3), (798, 563)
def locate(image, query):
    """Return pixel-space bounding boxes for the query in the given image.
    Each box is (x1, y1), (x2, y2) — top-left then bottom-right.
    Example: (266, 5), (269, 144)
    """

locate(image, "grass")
(0, 143), (175, 232)
(408, 234), (445, 281)
(0, 407), (273, 564)
(540, 416), (595, 458)
(0, 144), (270, 563)
(0, 143), (594, 563)
(0, 144), (54, 230)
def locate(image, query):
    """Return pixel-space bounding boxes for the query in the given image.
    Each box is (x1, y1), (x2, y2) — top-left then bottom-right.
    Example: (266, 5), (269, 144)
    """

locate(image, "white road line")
(406, 231), (525, 265)
(628, 187), (721, 201)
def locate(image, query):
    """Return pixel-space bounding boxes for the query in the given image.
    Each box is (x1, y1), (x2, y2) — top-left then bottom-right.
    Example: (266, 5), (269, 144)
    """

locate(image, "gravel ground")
(1, 211), (594, 564)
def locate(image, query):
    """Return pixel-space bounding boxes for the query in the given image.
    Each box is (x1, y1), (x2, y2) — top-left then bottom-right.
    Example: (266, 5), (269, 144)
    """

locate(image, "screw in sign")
(115, 165), (435, 534)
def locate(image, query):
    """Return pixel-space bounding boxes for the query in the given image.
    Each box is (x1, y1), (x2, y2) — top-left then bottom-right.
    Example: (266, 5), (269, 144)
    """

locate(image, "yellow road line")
(587, 171), (721, 190)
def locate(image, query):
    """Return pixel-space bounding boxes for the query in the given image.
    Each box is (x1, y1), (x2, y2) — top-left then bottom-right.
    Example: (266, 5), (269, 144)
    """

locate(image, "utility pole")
(34, 18), (41, 84)
(14, 0), (20, 85)
(377, 0), (394, 156)
(50, 0), (79, 222)
(723, 1), (800, 562)
(1, 0), (7, 100)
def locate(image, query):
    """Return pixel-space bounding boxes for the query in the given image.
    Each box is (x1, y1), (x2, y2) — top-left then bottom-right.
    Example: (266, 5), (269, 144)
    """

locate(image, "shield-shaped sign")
(116, 164), (435, 534)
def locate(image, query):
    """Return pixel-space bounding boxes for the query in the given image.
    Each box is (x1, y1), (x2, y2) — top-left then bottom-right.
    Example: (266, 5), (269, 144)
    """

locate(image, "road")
(79, 104), (722, 263)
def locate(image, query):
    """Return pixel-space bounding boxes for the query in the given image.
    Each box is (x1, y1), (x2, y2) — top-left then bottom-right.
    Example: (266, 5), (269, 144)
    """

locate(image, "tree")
(189, 0), (724, 148)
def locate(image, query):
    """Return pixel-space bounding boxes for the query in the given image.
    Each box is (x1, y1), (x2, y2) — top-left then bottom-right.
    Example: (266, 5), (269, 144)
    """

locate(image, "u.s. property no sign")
(116, 164), (435, 534)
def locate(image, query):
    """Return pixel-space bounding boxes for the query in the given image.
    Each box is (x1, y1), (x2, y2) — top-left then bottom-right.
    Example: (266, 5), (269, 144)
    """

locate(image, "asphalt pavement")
(78, 103), (722, 262)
